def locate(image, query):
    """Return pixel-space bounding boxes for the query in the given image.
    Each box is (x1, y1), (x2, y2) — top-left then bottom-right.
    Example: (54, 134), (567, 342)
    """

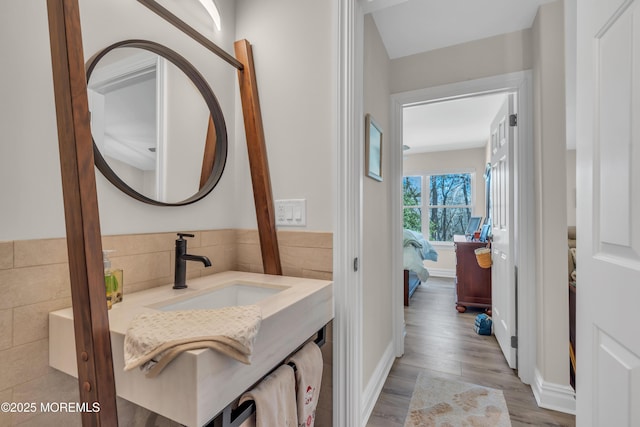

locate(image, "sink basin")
(49, 271), (333, 427)
(152, 283), (286, 311)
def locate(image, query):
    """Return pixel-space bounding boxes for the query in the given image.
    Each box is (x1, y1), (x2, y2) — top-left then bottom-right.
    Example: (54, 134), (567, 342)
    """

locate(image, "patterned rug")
(404, 373), (512, 427)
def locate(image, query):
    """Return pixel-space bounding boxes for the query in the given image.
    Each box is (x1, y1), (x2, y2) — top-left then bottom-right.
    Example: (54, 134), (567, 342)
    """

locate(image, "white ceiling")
(403, 93), (507, 154)
(368, 0), (555, 59)
(365, 0), (554, 153)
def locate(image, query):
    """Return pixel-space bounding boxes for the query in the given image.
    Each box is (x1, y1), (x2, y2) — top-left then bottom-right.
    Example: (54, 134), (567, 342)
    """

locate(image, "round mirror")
(86, 40), (227, 206)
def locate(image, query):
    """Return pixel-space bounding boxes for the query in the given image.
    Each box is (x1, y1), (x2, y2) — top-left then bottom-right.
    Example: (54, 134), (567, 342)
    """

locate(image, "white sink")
(152, 283), (286, 311)
(49, 271), (333, 427)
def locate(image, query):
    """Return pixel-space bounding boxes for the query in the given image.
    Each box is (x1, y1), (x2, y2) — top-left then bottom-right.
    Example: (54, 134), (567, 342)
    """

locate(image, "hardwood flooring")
(366, 277), (576, 427)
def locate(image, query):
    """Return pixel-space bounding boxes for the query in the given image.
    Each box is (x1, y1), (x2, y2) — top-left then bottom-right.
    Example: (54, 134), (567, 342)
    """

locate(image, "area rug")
(404, 373), (512, 427)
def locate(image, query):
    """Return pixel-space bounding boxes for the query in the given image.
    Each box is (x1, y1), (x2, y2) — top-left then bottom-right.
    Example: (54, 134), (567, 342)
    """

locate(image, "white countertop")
(49, 271), (333, 426)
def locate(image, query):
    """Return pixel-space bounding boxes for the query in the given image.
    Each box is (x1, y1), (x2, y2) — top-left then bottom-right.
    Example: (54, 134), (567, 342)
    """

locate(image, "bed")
(403, 229), (438, 305)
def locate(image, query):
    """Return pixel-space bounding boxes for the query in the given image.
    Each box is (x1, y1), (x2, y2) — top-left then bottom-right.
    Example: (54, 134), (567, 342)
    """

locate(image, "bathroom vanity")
(46, 0), (324, 423)
(49, 271), (333, 427)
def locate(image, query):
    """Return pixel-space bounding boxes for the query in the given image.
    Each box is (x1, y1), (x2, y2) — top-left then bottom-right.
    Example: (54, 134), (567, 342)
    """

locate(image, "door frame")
(334, 0), (364, 426)
(389, 71), (536, 384)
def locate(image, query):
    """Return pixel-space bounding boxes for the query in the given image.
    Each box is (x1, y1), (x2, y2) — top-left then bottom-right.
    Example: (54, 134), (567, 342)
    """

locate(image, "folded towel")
(124, 305), (261, 377)
(239, 364), (297, 427)
(286, 342), (323, 427)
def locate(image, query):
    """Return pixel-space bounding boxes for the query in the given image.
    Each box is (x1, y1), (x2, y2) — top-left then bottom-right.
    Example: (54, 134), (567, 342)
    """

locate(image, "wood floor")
(366, 277), (576, 427)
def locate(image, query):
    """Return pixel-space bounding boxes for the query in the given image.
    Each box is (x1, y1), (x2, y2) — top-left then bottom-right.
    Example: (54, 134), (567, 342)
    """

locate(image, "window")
(403, 173), (473, 242)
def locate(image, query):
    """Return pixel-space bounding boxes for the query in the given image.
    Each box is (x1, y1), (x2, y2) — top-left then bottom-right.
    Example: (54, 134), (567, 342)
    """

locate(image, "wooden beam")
(234, 40), (282, 275)
(137, 0), (243, 70)
(46, 0), (118, 425)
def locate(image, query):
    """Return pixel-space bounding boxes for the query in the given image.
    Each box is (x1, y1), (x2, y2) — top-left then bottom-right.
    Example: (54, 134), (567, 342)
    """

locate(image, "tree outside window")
(403, 176), (421, 232)
(403, 173), (473, 242)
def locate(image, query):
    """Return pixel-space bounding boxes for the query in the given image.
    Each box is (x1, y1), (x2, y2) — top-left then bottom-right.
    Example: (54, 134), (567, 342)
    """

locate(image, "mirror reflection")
(87, 40), (227, 206)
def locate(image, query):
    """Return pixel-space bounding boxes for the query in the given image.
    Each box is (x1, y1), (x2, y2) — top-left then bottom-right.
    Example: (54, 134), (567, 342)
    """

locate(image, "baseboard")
(428, 268), (455, 278)
(531, 368), (576, 415)
(361, 341), (395, 426)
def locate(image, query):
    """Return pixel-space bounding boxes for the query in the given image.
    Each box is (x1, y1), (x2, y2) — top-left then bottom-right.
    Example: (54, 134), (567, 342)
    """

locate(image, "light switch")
(275, 199), (306, 226)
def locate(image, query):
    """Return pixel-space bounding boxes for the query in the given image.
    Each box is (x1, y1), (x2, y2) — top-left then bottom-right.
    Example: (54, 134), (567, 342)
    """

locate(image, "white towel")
(286, 342), (323, 427)
(124, 305), (261, 377)
(239, 364), (298, 427)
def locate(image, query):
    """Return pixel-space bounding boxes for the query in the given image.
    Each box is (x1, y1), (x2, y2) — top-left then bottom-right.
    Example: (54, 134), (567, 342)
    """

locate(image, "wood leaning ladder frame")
(233, 39), (282, 275)
(46, 1), (283, 424)
(46, 0), (118, 425)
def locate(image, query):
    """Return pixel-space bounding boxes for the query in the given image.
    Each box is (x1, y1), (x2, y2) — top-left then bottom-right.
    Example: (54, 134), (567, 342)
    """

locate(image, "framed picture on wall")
(365, 113), (383, 181)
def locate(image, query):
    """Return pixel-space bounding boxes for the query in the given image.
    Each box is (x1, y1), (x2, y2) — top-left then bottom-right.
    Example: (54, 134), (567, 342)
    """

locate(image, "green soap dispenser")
(103, 250), (123, 308)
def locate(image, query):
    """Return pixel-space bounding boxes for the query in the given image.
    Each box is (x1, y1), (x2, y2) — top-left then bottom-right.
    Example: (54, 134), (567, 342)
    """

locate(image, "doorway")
(401, 91), (517, 368)
(390, 71), (536, 385)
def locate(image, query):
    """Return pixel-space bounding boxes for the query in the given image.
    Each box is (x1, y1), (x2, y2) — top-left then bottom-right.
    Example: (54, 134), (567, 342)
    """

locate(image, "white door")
(577, 0), (640, 425)
(490, 95), (516, 369)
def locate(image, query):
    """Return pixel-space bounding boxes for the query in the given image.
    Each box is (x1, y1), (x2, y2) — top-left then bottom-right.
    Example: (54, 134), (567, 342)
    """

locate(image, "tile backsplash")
(0, 229), (333, 426)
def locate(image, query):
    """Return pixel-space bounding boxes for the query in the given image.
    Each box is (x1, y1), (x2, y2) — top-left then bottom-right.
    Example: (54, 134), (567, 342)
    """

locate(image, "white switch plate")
(275, 199), (306, 226)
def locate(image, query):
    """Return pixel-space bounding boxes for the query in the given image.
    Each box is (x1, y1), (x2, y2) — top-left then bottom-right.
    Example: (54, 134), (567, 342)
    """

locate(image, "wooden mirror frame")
(87, 39), (228, 206)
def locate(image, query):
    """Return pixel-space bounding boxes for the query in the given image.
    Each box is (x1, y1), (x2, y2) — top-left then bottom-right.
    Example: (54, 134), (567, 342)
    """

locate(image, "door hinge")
(511, 336), (518, 349)
(509, 114), (517, 127)
(353, 257), (359, 272)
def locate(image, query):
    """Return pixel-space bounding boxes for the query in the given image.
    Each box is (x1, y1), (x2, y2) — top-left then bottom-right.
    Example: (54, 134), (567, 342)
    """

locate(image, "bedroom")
(401, 93), (504, 305)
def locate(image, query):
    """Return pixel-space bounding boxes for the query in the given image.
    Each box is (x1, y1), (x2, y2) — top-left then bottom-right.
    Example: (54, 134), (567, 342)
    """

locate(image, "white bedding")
(403, 229), (438, 282)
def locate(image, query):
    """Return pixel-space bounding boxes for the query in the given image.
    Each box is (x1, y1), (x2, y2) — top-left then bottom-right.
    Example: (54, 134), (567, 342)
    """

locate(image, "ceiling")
(365, 0), (554, 153)
(367, 0), (555, 59)
(402, 93), (507, 154)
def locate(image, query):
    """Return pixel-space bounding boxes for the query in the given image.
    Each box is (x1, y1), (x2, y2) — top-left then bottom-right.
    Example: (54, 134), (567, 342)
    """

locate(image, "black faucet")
(174, 233), (212, 289)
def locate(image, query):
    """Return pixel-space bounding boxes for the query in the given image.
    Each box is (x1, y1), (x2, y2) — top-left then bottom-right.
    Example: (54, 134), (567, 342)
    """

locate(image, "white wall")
(234, 0), (334, 232)
(390, 29), (532, 94)
(1, 1), (68, 240)
(566, 149), (576, 227)
(403, 147), (488, 274)
(1, 0), (335, 239)
(362, 13), (393, 391)
(0, 0), (239, 240)
(532, 0), (570, 392)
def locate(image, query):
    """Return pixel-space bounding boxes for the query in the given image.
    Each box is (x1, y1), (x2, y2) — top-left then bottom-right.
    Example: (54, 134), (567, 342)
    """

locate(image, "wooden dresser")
(453, 235), (492, 314)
